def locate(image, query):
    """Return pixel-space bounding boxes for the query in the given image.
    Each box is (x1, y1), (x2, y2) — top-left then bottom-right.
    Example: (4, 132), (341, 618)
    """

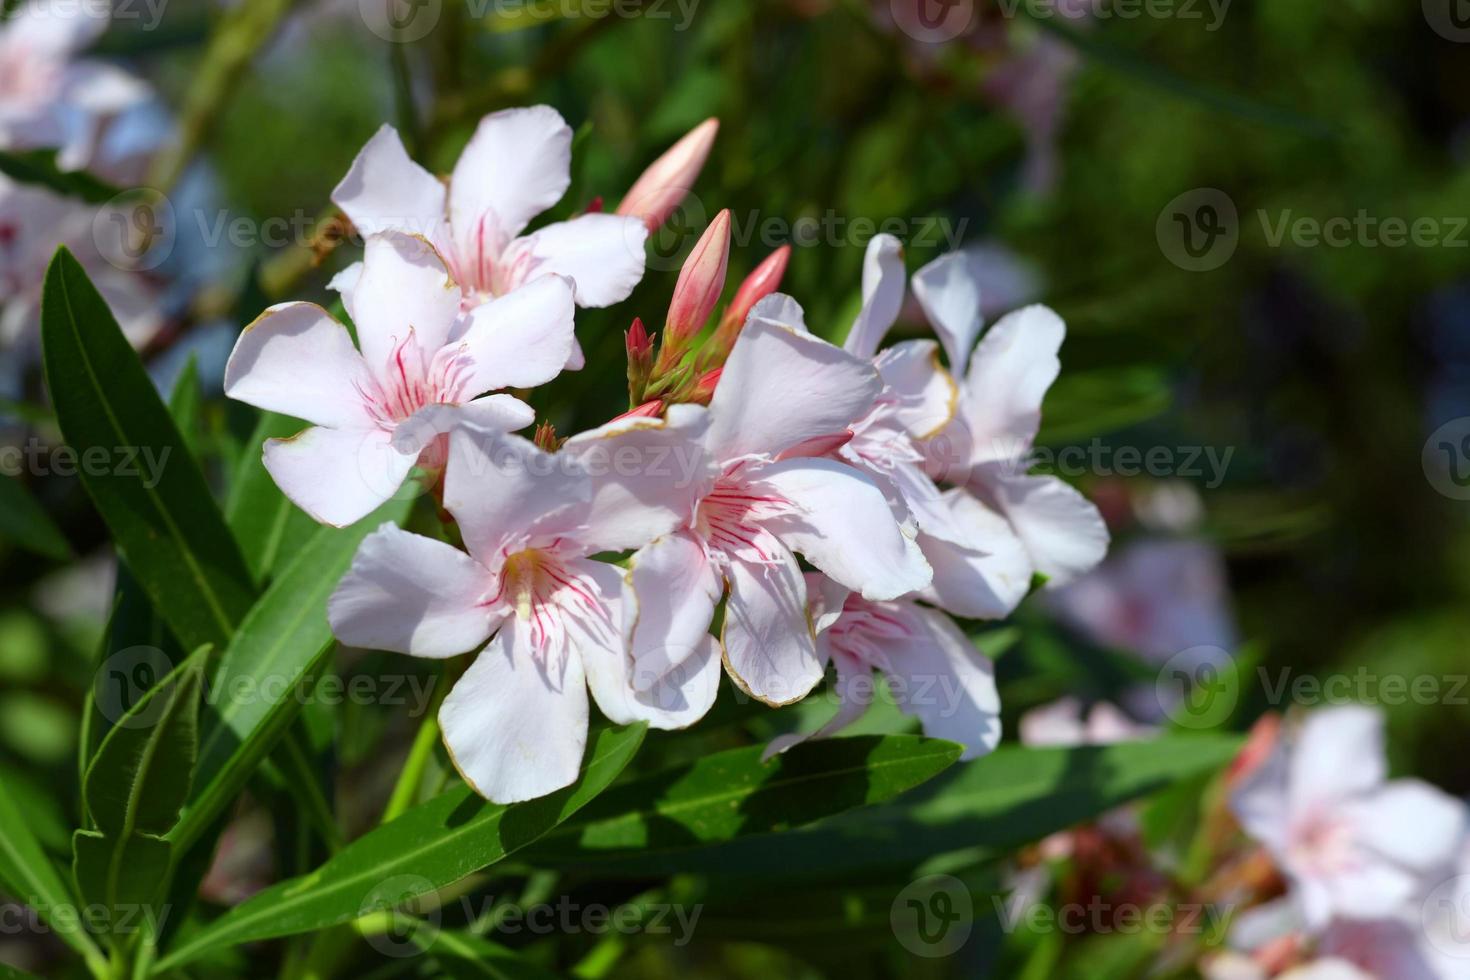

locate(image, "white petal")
(449, 105), (572, 254)
(764, 652), (873, 760)
(328, 525), (500, 658)
(585, 615), (721, 732)
(1229, 736), (1293, 857)
(744, 457), (931, 601)
(720, 551), (823, 706)
(1287, 705), (1386, 814)
(805, 573), (851, 634)
(912, 251), (983, 377)
(331, 125), (447, 239)
(989, 472), (1109, 585)
(747, 293), (808, 333)
(843, 233), (905, 359)
(885, 605), (1001, 760)
(327, 261), (363, 324)
(443, 429), (590, 567)
(874, 339), (958, 440)
(560, 403), (715, 553)
(960, 304), (1065, 465)
(1350, 779), (1464, 871)
(224, 303), (374, 429)
(352, 232), (463, 381)
(625, 531), (722, 691)
(263, 425), (417, 528)
(387, 394), (534, 459)
(7, 0), (110, 53)
(440, 619), (588, 804)
(919, 490), (1033, 619)
(451, 274), (576, 393)
(499, 213), (648, 308)
(707, 318), (881, 461)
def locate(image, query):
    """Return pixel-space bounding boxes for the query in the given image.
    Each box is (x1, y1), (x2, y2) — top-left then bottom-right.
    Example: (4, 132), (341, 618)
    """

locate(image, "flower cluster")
(225, 104), (1109, 804)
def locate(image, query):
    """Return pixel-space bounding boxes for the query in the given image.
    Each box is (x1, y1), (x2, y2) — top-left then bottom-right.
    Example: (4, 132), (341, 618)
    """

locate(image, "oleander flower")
(224, 231), (574, 527)
(329, 417), (718, 803)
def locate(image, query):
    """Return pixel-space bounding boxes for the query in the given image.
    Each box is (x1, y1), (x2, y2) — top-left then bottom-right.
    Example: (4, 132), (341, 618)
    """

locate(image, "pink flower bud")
(689, 367), (722, 405)
(626, 316), (652, 360)
(626, 316), (654, 404)
(707, 245), (790, 364)
(656, 209), (731, 373)
(616, 118), (719, 232)
(612, 399), (665, 422)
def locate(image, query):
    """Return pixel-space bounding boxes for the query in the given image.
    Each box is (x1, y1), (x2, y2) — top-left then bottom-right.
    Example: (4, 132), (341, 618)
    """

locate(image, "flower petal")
(625, 531), (723, 691)
(328, 524), (500, 658)
(440, 618), (588, 804)
(874, 339), (957, 440)
(1286, 705), (1387, 814)
(843, 233), (905, 360)
(561, 404), (715, 553)
(919, 490), (1033, 619)
(912, 251), (983, 378)
(706, 318), (881, 461)
(958, 304), (1064, 466)
(720, 550), (823, 706)
(763, 651), (873, 760)
(499, 213), (649, 308)
(450, 274), (576, 394)
(988, 472), (1109, 586)
(1350, 779), (1465, 872)
(263, 425), (418, 528)
(330, 124), (446, 239)
(884, 605), (1001, 760)
(443, 428), (590, 567)
(352, 232), (463, 380)
(746, 292), (808, 333)
(745, 457), (932, 601)
(449, 105), (572, 255)
(224, 303), (374, 429)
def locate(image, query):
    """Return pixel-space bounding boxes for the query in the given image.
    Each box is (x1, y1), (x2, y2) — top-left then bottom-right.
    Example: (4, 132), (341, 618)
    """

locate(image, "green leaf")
(41, 247), (256, 651)
(72, 829), (172, 913)
(0, 778), (107, 971)
(0, 472), (70, 559)
(528, 734), (962, 861)
(0, 148), (123, 203)
(0, 961), (48, 979)
(82, 648), (206, 838)
(416, 929), (563, 980)
(540, 735), (1242, 878)
(174, 495), (413, 852)
(224, 411), (320, 583)
(154, 724), (647, 971)
(168, 354), (203, 456)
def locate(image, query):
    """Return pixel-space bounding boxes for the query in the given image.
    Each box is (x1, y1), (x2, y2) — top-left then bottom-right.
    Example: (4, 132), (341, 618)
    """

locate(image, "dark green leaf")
(72, 829), (172, 913)
(154, 724), (647, 970)
(0, 148), (123, 203)
(0, 472), (70, 559)
(41, 248), (255, 651)
(168, 354), (203, 456)
(224, 411), (319, 583)
(530, 734), (962, 860)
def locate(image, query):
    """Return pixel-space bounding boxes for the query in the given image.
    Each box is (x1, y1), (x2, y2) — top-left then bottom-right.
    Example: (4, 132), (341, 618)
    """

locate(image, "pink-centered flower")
(1231, 705), (1465, 931)
(624, 316), (933, 706)
(224, 231), (575, 527)
(0, 0), (153, 176)
(331, 105), (649, 312)
(764, 574), (1001, 761)
(329, 415), (718, 803)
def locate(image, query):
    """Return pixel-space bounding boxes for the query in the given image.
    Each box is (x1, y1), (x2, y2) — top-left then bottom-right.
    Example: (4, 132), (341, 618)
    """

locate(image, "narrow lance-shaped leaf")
(174, 495), (413, 852)
(528, 733), (963, 861)
(224, 411), (320, 583)
(41, 248), (255, 651)
(153, 724), (648, 971)
(0, 472), (71, 560)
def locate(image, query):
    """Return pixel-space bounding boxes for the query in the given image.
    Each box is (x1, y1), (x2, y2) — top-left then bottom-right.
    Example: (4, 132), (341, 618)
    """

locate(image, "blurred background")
(3, 0), (1470, 977)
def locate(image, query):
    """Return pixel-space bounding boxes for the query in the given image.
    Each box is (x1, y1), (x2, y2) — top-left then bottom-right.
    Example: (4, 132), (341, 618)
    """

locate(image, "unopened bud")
(689, 367), (722, 405)
(708, 245), (791, 366)
(626, 317), (654, 405)
(655, 209), (730, 374)
(616, 118), (719, 232)
(612, 399), (665, 422)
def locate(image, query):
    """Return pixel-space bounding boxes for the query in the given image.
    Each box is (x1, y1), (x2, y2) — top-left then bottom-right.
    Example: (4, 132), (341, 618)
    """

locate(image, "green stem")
(380, 667), (448, 824)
